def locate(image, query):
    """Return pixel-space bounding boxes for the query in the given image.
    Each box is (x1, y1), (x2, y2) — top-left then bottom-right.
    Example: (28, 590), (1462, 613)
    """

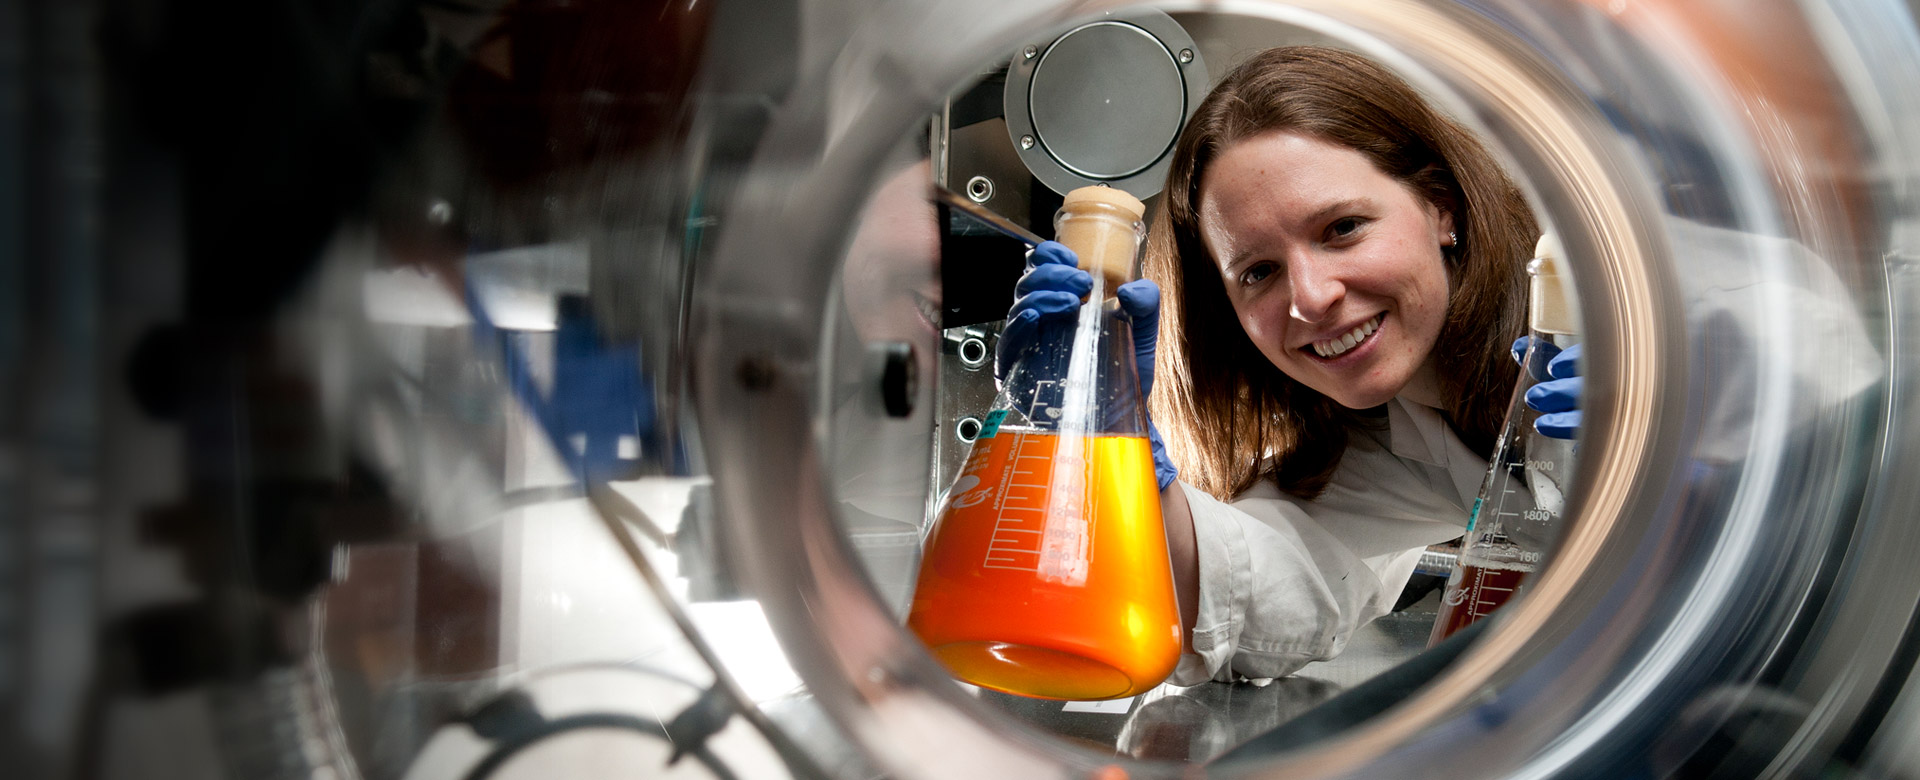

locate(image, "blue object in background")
(467, 281), (655, 483)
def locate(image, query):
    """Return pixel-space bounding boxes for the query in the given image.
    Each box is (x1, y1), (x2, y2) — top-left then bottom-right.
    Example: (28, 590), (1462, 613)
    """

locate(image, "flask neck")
(1527, 242), (1577, 335)
(1055, 196), (1146, 293)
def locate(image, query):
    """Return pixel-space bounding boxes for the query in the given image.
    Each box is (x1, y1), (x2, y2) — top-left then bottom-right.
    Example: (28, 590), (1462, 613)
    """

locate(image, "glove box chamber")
(14, 1), (1920, 779)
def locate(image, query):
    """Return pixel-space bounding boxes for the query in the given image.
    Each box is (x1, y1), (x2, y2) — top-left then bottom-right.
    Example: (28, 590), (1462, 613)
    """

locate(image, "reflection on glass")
(829, 157), (943, 616)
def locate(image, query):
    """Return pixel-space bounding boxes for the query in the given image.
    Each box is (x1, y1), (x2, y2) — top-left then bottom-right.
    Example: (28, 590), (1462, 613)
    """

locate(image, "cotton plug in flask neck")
(905, 186), (1181, 701)
(1429, 234), (1580, 645)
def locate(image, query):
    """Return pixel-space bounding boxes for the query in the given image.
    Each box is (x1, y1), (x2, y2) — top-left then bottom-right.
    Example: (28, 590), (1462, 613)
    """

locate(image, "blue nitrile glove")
(996, 241), (1090, 380)
(1119, 283), (1179, 492)
(1513, 336), (1582, 440)
(998, 241), (1179, 490)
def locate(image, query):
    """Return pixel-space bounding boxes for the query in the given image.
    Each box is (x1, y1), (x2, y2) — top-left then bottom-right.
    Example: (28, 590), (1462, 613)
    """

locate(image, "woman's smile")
(1306, 313), (1384, 360)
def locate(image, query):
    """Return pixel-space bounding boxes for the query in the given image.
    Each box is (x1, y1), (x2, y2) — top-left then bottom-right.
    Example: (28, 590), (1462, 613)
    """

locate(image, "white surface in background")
(685, 600), (806, 702)
(362, 267), (470, 327)
(1061, 697), (1135, 714)
(362, 242), (591, 331)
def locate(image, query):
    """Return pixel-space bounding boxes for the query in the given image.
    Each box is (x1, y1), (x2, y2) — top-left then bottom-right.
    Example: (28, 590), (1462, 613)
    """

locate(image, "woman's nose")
(1286, 256), (1344, 323)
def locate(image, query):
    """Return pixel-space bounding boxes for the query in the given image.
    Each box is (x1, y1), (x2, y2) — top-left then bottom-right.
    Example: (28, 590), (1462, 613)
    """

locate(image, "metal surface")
(933, 185), (1046, 246)
(931, 325), (1003, 517)
(1028, 23), (1185, 179)
(1003, 9), (1209, 199)
(980, 595), (1439, 764)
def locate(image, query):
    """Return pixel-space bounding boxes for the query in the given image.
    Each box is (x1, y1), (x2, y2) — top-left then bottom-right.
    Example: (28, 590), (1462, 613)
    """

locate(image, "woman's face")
(1198, 130), (1454, 410)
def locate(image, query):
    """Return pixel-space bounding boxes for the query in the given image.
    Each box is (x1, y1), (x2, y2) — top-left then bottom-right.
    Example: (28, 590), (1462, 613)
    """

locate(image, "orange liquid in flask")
(907, 428), (1181, 700)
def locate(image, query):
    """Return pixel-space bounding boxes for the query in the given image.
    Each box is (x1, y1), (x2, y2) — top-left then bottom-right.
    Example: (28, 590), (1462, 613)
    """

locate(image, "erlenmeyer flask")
(907, 187), (1180, 701)
(1429, 235), (1579, 644)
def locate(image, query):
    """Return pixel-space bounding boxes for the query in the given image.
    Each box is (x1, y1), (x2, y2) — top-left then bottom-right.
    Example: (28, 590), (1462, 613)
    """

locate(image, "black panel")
(938, 200), (1031, 329)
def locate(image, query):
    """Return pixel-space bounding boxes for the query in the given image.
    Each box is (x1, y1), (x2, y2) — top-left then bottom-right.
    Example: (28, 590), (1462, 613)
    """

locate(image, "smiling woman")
(1156, 46), (1539, 504)
(1126, 45), (1543, 684)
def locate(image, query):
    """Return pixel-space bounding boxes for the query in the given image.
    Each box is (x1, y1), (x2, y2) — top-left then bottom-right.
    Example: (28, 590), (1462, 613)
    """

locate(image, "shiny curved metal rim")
(693, 1), (1905, 778)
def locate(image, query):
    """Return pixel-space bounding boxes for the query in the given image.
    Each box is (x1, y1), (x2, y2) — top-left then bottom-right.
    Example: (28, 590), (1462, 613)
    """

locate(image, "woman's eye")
(1327, 217), (1366, 240)
(1240, 264), (1274, 286)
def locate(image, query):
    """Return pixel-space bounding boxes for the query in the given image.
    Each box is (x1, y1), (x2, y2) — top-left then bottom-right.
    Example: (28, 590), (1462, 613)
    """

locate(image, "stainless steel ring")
(695, 1), (1915, 777)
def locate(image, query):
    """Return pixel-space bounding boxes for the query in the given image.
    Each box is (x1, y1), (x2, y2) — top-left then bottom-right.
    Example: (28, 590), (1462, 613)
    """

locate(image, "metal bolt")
(958, 337), (989, 369)
(965, 175), (995, 203)
(1019, 135), (1035, 150)
(427, 199), (452, 226)
(1023, 44), (1038, 60)
(956, 417), (983, 443)
(1179, 48), (1194, 64)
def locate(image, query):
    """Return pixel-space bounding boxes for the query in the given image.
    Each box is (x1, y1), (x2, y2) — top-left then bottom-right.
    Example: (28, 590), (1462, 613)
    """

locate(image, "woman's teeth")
(1312, 315), (1381, 358)
(913, 292), (942, 329)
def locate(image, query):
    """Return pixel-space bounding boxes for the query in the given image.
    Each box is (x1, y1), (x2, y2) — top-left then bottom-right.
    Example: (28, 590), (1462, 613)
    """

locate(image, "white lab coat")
(1166, 218), (1884, 685)
(1171, 396), (1479, 684)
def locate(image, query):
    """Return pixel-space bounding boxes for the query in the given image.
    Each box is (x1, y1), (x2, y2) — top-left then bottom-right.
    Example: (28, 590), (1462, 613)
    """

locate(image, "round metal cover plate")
(1030, 23), (1184, 179)
(1005, 12), (1207, 199)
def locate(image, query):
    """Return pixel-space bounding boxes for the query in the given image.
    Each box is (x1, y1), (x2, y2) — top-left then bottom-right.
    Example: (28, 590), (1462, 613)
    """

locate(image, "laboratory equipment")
(930, 8), (1209, 504)
(1430, 235), (1579, 644)
(906, 186), (1180, 701)
(26, 2), (1920, 779)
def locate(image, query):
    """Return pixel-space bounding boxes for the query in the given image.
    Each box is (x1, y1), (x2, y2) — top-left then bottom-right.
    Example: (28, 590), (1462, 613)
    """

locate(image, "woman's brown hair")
(1148, 46), (1538, 500)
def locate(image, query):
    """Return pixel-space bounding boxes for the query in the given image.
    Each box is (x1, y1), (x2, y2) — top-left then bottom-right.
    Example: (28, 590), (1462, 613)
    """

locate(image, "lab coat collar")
(1385, 396), (1447, 467)
(1386, 395), (1486, 510)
